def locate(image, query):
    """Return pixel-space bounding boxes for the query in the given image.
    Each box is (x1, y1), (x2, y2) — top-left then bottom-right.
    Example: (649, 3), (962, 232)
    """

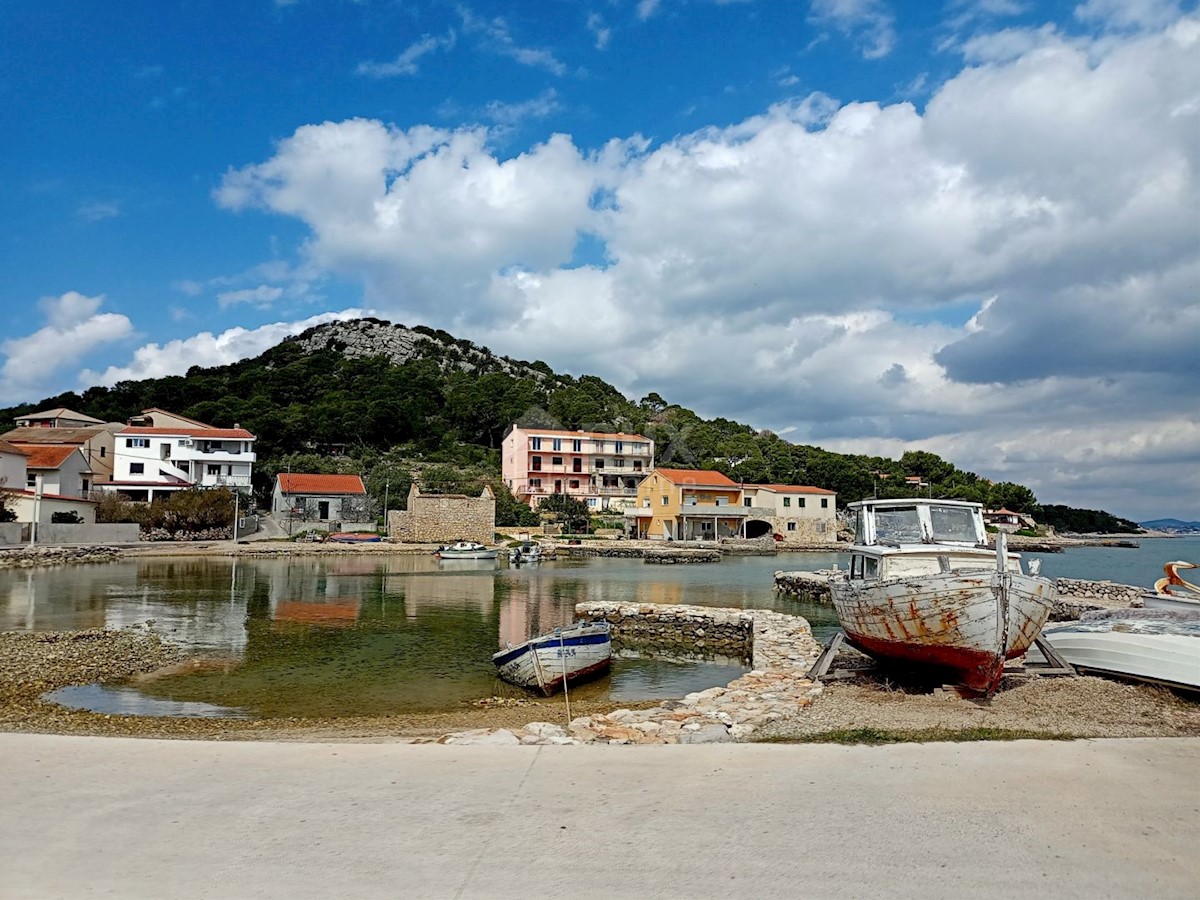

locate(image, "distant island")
(1139, 518), (1200, 534)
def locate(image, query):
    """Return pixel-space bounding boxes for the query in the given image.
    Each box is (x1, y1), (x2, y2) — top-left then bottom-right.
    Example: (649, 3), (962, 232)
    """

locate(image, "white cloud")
(79, 309), (370, 387)
(636, 0), (662, 21)
(459, 7), (568, 76)
(808, 0), (897, 59)
(587, 13), (611, 49)
(0, 292), (133, 402)
(483, 89), (561, 127)
(357, 32), (456, 78)
(77, 201), (121, 223)
(212, 13), (1200, 518)
(216, 285), (285, 309)
(1075, 0), (1183, 30)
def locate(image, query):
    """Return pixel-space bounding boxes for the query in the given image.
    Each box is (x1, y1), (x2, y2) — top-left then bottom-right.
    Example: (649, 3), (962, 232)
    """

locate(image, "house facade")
(0, 439), (25, 490)
(502, 426), (655, 510)
(273, 473), (370, 530)
(626, 468), (751, 540)
(102, 409), (256, 502)
(13, 407), (106, 429)
(0, 439), (97, 526)
(10, 443), (93, 498)
(1, 424), (118, 482)
(741, 484), (838, 543)
(388, 484), (495, 544)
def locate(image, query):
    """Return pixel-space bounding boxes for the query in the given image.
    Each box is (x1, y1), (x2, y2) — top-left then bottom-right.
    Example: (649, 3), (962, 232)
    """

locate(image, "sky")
(1, 0), (1197, 522)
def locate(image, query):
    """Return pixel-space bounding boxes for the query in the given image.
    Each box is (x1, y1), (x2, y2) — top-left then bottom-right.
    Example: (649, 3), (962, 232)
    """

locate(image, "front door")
(318, 500), (330, 520)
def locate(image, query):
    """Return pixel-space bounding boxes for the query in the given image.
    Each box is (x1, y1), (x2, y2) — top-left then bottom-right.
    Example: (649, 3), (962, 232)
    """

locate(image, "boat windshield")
(854, 510), (865, 544)
(930, 506), (977, 543)
(875, 507), (922, 544)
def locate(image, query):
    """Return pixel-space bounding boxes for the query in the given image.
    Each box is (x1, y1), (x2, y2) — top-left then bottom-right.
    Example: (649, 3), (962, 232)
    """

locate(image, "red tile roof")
(10, 443), (80, 470)
(277, 473), (367, 495)
(118, 427), (256, 439)
(746, 484), (836, 495)
(653, 468), (740, 488)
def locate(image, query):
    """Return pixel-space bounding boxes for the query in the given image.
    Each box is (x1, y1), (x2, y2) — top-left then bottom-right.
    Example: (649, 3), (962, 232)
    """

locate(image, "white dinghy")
(492, 621), (612, 696)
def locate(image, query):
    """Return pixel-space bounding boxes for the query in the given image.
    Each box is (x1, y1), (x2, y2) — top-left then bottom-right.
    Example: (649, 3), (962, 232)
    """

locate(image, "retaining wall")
(33, 524), (140, 545)
(0, 523), (21, 545)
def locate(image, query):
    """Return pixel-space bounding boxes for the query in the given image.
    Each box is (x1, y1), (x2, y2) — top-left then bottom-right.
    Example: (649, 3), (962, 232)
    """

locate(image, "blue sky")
(1, 1), (1197, 520)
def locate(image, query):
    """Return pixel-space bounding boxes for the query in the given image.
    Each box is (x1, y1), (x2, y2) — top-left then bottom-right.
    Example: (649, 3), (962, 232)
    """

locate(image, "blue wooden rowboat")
(492, 621), (612, 695)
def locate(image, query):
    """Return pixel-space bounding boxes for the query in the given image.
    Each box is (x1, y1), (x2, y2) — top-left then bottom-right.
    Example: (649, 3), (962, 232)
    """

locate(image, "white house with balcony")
(501, 425), (655, 510)
(100, 409), (256, 502)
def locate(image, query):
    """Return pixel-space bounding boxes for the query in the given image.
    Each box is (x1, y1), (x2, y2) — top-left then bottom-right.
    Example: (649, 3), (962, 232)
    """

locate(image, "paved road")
(2, 735), (1196, 899)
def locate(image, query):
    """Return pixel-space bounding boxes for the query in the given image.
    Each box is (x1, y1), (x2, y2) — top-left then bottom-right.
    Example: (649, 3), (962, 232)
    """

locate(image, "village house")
(388, 483), (495, 545)
(0, 438), (97, 528)
(502, 425), (654, 511)
(2, 411), (120, 483)
(9, 443), (93, 498)
(740, 484), (838, 543)
(626, 468), (751, 541)
(984, 508), (1037, 533)
(12, 407), (107, 429)
(273, 473), (370, 530)
(100, 409), (256, 502)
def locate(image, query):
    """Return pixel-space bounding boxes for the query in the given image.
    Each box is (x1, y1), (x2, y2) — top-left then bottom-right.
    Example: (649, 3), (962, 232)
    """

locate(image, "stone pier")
(773, 570), (835, 603)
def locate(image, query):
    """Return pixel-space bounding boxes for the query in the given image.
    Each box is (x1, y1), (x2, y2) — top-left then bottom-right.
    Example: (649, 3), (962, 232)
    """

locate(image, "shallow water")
(5, 538), (1193, 719)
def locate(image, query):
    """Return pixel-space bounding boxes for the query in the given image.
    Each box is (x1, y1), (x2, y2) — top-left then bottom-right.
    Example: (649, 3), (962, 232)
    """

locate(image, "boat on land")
(828, 498), (1056, 695)
(434, 541), (498, 560)
(327, 532), (381, 543)
(1143, 560), (1200, 611)
(492, 621), (612, 695)
(508, 542), (542, 564)
(1038, 608), (1200, 691)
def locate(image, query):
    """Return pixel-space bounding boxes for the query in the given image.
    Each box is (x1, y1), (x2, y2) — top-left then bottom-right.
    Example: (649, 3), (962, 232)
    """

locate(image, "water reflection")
(4, 552), (842, 719)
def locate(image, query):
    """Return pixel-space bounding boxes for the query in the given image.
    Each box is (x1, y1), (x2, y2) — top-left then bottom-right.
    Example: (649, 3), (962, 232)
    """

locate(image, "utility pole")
(383, 481), (390, 536)
(232, 488), (240, 546)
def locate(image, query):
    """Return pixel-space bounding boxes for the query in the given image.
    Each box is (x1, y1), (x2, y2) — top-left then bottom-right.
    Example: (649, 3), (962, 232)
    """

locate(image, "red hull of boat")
(845, 631), (1005, 694)
(537, 658), (612, 696)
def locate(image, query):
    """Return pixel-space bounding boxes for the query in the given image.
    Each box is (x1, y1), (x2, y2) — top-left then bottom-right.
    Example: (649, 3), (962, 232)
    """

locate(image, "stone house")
(273, 473), (370, 529)
(740, 484), (838, 543)
(388, 484), (495, 544)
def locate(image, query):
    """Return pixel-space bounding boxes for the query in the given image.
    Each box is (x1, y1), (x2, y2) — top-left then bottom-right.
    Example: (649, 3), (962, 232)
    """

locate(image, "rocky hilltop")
(282, 318), (558, 383)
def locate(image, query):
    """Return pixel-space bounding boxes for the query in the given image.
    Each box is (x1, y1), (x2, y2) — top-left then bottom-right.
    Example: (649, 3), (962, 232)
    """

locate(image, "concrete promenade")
(2, 734), (1197, 899)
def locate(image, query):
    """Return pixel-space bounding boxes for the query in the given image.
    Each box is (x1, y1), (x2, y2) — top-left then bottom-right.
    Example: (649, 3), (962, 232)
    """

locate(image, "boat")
(434, 541), (498, 560)
(492, 621), (612, 695)
(327, 532), (381, 543)
(1143, 560), (1200, 611)
(508, 542), (542, 564)
(1037, 609), (1200, 691)
(828, 498), (1056, 695)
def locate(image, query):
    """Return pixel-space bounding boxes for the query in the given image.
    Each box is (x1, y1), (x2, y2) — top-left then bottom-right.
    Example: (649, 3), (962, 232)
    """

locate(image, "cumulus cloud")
(808, 0), (897, 59)
(213, 13), (1200, 517)
(79, 309), (370, 386)
(587, 13), (611, 49)
(0, 292), (133, 402)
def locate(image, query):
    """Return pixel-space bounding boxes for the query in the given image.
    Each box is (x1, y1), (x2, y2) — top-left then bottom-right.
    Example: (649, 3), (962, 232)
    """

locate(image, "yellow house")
(626, 468), (749, 540)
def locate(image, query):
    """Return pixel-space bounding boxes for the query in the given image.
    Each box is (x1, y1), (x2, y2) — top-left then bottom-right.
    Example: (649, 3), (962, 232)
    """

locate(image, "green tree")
(537, 493), (591, 532)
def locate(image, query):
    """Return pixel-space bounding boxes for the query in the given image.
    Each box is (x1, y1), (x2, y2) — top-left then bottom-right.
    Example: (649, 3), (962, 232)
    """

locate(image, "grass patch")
(754, 726), (1079, 745)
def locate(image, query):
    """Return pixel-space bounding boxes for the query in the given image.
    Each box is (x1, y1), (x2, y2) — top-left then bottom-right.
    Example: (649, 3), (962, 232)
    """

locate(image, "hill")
(1139, 518), (1200, 534)
(0, 317), (1127, 527)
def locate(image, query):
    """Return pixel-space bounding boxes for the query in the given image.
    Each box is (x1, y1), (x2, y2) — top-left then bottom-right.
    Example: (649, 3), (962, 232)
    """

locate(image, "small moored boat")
(508, 542), (542, 564)
(492, 621), (612, 695)
(1142, 560), (1200, 612)
(435, 541), (498, 560)
(828, 498), (1056, 695)
(327, 532), (381, 543)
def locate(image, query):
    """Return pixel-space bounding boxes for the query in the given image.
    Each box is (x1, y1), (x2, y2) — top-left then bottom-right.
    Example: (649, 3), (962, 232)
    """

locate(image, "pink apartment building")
(502, 426), (655, 509)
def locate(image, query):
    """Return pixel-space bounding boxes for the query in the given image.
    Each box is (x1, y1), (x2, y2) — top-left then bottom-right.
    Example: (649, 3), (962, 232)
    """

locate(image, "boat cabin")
(846, 499), (1022, 580)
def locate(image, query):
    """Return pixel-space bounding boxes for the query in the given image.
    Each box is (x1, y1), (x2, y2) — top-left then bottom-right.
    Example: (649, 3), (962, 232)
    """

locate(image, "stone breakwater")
(439, 602), (824, 746)
(0, 546), (123, 570)
(644, 549), (721, 564)
(1052, 578), (1144, 620)
(773, 570), (836, 602)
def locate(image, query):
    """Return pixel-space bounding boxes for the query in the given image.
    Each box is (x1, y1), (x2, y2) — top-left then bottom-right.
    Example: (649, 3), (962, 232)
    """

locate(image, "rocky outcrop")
(644, 549), (721, 564)
(0, 546), (123, 569)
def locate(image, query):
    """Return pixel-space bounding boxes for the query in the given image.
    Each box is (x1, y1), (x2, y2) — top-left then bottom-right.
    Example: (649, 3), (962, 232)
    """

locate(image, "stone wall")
(644, 549), (721, 564)
(774, 570), (835, 603)
(0, 523), (22, 545)
(35, 524), (140, 545)
(1052, 577), (1144, 620)
(389, 484), (495, 544)
(0, 546), (123, 569)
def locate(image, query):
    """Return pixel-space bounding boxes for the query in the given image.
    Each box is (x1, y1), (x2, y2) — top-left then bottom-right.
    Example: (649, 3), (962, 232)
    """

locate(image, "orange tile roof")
(118, 427), (256, 439)
(277, 473), (366, 495)
(1, 426), (111, 444)
(746, 484), (836, 495)
(511, 426), (652, 443)
(653, 468), (741, 488)
(10, 443), (81, 470)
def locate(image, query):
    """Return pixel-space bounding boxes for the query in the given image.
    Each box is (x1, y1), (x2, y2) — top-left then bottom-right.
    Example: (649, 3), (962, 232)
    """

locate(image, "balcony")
(199, 474), (253, 488)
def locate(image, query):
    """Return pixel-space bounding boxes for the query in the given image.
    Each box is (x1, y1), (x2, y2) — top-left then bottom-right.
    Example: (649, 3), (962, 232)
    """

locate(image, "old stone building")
(388, 484), (495, 544)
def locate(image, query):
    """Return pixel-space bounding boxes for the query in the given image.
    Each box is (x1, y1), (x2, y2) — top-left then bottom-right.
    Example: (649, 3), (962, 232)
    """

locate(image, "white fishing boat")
(492, 621), (612, 695)
(828, 499), (1056, 695)
(1038, 609), (1200, 691)
(1142, 560), (1200, 611)
(508, 542), (542, 564)
(434, 541), (498, 560)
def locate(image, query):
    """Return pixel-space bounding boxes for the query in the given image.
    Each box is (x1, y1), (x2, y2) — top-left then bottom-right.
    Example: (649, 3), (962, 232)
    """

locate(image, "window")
(643, 498), (650, 508)
(129, 463), (144, 475)
(875, 507), (922, 543)
(633, 461), (642, 471)
(594, 459), (605, 469)
(614, 459), (624, 467)
(821, 498), (829, 509)
(552, 438), (562, 451)
(572, 458), (582, 472)
(531, 457), (542, 471)
(99, 446), (106, 458)
(531, 438), (542, 450)
(208, 465), (220, 476)
(569, 480), (579, 489)
(530, 478), (542, 488)
(587, 498), (598, 507)
(798, 497), (806, 508)
(930, 505), (974, 542)
(787, 522), (797, 531)
(126, 438), (149, 448)
(614, 441), (623, 453)
(783, 497), (791, 508)
(552, 456), (563, 466)
(26, 474), (36, 488)
(661, 496), (669, 506)
(743, 498), (751, 507)
(572, 439), (581, 452)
